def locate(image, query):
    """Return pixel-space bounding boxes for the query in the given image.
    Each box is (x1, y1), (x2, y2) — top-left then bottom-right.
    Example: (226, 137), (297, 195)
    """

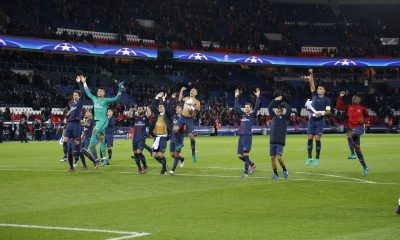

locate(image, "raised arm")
(267, 101), (276, 118)
(178, 87), (187, 102)
(104, 93), (121, 104)
(166, 93), (177, 117)
(308, 69), (315, 93)
(234, 89), (244, 115)
(268, 96), (282, 118)
(252, 88), (261, 116)
(282, 101), (292, 119)
(105, 81), (125, 103)
(76, 76), (85, 104)
(150, 92), (163, 115)
(80, 76), (96, 102)
(361, 106), (370, 124)
(336, 91), (348, 111)
(146, 106), (152, 118)
(150, 99), (159, 115)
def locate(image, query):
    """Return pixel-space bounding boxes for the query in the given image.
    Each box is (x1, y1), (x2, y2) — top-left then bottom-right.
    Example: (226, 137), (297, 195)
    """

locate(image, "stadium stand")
(0, 50), (399, 135)
(1, 1), (400, 141)
(1, 0), (399, 56)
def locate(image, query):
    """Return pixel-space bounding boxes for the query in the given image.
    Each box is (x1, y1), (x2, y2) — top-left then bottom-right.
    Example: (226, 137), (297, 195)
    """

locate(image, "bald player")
(178, 86), (201, 162)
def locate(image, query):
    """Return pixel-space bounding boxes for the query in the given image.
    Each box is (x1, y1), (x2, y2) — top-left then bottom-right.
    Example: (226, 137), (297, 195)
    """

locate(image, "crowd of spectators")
(0, 69), (68, 109)
(1, 52), (400, 132)
(1, 0), (399, 57)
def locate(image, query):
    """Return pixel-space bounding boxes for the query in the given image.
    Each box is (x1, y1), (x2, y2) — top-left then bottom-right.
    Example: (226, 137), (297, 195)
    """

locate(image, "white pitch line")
(0, 168), (68, 172)
(111, 171), (381, 184)
(0, 223), (150, 240)
(0, 168), (398, 185)
(185, 166), (376, 184)
(292, 171), (376, 184)
(172, 173), (375, 184)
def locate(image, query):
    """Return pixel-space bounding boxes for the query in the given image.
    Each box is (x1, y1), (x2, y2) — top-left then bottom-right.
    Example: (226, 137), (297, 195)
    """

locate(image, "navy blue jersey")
(310, 91), (330, 121)
(268, 101), (292, 145)
(133, 115), (148, 140)
(172, 114), (185, 142)
(67, 100), (83, 122)
(235, 97), (260, 136)
(105, 116), (116, 136)
(67, 84), (84, 122)
(83, 118), (94, 138)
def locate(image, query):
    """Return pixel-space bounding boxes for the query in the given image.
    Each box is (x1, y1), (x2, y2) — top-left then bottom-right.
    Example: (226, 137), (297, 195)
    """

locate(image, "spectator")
(19, 117), (29, 143)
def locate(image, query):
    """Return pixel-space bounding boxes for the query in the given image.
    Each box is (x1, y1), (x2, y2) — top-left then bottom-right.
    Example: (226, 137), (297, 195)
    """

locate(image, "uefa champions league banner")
(174, 50), (400, 67)
(1, 35), (400, 66)
(0, 35), (157, 59)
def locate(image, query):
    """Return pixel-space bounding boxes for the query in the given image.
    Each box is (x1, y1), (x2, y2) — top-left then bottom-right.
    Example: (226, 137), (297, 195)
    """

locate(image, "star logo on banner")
(188, 53), (208, 60)
(53, 43), (78, 52)
(334, 59), (357, 66)
(244, 56), (263, 63)
(0, 38), (6, 46)
(115, 48), (137, 56)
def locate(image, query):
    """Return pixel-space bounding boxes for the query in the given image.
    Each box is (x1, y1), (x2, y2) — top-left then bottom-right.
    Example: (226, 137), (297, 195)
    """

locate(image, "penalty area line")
(0, 223), (150, 240)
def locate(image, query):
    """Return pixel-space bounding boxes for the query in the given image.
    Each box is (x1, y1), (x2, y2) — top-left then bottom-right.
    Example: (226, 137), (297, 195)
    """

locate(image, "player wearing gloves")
(81, 76), (123, 167)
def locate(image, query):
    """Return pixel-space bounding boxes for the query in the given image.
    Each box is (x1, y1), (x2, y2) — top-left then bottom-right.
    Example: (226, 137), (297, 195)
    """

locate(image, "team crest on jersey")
(135, 121), (146, 126)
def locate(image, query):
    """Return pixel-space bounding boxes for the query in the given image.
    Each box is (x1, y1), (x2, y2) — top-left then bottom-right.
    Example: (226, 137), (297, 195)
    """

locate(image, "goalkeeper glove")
(118, 81), (125, 93)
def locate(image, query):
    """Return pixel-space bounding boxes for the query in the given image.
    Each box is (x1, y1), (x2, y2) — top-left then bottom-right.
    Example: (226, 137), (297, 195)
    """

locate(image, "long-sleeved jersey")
(268, 100), (292, 145)
(234, 97), (260, 135)
(84, 87), (120, 122)
(336, 97), (369, 129)
(67, 84), (85, 122)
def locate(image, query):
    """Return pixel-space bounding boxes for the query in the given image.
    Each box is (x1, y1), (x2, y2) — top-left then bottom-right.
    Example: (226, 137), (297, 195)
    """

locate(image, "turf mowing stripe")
(0, 223), (150, 239)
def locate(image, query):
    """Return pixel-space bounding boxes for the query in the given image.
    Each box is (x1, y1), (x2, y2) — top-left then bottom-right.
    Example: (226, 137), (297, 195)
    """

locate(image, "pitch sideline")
(0, 223), (150, 240)
(0, 168), (396, 185)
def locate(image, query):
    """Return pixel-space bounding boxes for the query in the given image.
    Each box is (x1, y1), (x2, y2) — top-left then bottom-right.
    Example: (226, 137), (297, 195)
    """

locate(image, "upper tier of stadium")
(1, 0), (399, 57)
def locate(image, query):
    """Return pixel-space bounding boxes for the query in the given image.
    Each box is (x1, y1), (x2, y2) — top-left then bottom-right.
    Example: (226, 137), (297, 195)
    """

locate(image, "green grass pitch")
(0, 134), (399, 240)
